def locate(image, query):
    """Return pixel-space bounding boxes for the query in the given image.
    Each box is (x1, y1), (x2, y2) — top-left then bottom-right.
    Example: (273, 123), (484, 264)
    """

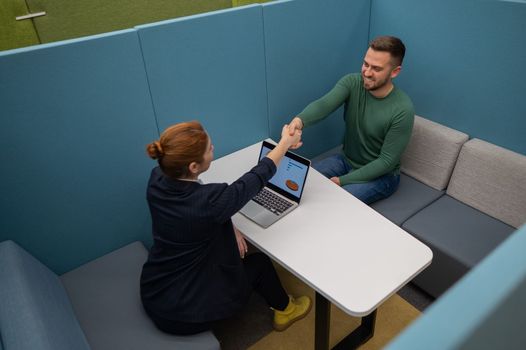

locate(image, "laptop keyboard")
(252, 188), (293, 216)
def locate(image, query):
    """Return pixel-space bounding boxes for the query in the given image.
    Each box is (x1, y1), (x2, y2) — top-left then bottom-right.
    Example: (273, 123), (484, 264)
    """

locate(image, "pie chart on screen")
(286, 179), (299, 191)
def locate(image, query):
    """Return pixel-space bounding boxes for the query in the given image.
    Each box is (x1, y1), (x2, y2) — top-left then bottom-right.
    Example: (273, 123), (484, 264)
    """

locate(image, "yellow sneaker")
(273, 295), (312, 331)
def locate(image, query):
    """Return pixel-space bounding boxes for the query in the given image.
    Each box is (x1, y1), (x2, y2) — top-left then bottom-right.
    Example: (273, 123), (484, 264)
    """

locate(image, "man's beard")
(363, 75), (389, 91)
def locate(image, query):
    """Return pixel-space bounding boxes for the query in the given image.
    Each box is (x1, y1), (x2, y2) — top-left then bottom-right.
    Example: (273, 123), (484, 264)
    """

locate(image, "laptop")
(239, 140), (311, 228)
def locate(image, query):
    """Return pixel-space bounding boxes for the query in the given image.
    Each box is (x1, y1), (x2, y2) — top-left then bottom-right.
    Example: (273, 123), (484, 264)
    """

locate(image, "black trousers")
(151, 252), (289, 335)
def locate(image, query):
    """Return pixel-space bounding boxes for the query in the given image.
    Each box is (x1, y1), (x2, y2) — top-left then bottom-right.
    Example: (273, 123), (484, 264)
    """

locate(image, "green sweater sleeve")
(339, 108), (414, 185)
(297, 76), (351, 127)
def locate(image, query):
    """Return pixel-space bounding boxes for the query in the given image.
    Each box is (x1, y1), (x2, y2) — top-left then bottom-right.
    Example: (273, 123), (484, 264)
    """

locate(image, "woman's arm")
(210, 125), (302, 223)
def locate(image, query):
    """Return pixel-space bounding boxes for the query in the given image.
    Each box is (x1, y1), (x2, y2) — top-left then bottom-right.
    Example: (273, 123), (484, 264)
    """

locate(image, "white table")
(201, 141), (432, 349)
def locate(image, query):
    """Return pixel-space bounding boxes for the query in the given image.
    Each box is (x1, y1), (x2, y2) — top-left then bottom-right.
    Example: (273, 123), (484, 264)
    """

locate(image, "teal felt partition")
(385, 224), (526, 350)
(370, 0), (526, 156)
(136, 6), (269, 158)
(0, 31), (158, 274)
(262, 0), (370, 158)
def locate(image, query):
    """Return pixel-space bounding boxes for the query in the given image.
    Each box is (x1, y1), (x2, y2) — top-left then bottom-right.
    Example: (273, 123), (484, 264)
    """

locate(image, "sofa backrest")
(401, 115), (469, 191)
(447, 138), (526, 228)
(0, 240), (90, 350)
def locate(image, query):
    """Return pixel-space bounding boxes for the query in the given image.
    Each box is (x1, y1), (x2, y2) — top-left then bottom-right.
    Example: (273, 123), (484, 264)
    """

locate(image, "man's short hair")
(369, 36), (406, 67)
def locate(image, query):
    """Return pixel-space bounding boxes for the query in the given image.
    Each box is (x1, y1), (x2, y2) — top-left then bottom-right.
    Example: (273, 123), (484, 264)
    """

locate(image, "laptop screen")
(258, 141), (311, 202)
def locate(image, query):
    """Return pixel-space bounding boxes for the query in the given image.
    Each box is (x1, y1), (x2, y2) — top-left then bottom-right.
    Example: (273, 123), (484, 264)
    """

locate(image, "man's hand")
(287, 117), (304, 149)
(330, 177), (341, 186)
(234, 226), (248, 259)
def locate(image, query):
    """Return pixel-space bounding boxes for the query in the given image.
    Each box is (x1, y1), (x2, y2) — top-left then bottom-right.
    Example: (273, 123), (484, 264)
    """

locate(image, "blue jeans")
(313, 154), (400, 204)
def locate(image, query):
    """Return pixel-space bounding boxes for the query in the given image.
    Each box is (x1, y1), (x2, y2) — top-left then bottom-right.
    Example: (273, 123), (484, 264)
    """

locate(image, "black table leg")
(315, 292), (331, 350)
(314, 291), (377, 350)
(333, 309), (377, 350)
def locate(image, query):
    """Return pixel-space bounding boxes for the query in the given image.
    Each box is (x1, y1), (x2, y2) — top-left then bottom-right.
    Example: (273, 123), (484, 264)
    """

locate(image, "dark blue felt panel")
(0, 30), (158, 273)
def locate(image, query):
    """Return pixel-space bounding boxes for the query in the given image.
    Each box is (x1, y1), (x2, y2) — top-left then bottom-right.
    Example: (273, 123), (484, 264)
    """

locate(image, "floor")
(214, 262), (436, 349)
(397, 282), (435, 312)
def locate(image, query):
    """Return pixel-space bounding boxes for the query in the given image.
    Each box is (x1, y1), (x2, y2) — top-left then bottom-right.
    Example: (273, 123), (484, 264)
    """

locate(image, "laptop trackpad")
(240, 200), (264, 216)
(240, 201), (278, 228)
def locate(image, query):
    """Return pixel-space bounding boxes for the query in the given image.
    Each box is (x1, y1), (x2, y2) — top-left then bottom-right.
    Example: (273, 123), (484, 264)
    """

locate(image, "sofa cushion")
(401, 116), (469, 191)
(371, 173), (444, 225)
(60, 241), (220, 350)
(0, 240), (90, 350)
(402, 196), (515, 297)
(447, 138), (526, 228)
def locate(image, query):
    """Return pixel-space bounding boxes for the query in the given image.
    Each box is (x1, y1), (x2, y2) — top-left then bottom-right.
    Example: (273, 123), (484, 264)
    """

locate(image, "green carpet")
(26, 0), (232, 43)
(0, 0), (40, 51)
(2, 0), (277, 51)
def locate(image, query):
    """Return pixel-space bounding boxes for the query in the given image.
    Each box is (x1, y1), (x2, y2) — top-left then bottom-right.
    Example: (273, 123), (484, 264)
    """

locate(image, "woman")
(140, 121), (311, 335)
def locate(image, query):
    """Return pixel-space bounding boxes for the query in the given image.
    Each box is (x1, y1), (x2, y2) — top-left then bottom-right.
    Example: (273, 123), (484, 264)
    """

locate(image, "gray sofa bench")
(0, 240), (220, 350)
(375, 117), (526, 297)
(316, 116), (526, 298)
(399, 137), (525, 297)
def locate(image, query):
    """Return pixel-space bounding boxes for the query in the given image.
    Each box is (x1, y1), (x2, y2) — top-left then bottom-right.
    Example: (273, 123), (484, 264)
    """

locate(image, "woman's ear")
(188, 161), (200, 176)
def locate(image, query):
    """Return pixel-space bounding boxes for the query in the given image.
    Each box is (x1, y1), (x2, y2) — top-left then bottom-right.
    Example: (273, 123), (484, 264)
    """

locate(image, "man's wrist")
(295, 116), (304, 129)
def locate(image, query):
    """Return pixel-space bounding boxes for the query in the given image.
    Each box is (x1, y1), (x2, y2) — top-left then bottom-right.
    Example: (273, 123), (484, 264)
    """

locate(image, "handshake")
(280, 116), (304, 150)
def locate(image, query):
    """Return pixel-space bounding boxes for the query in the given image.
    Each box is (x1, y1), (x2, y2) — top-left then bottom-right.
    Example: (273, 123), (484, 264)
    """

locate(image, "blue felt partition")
(370, 0), (526, 156)
(136, 5), (269, 158)
(262, 0), (370, 158)
(0, 31), (158, 274)
(386, 224), (526, 350)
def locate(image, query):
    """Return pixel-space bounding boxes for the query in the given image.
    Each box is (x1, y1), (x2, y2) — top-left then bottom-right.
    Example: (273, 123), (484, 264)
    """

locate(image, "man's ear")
(391, 65), (402, 79)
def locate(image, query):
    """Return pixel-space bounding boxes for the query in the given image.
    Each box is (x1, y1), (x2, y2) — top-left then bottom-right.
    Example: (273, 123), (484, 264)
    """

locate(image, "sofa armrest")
(0, 240), (90, 350)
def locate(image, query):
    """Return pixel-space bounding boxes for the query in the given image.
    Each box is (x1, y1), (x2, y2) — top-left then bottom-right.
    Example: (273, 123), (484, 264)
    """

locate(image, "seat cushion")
(402, 196), (515, 297)
(0, 240), (90, 350)
(371, 173), (444, 225)
(60, 241), (220, 350)
(447, 138), (526, 228)
(400, 116), (469, 191)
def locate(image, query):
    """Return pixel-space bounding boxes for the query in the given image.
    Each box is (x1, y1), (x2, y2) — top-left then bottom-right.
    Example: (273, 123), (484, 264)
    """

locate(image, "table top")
(200, 140), (432, 317)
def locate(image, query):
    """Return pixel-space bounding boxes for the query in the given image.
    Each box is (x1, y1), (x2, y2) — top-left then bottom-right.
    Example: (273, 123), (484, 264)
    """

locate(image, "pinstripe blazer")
(140, 157), (276, 323)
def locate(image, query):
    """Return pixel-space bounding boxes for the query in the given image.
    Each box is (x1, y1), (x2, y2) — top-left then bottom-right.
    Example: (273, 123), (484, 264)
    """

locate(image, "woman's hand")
(280, 124), (302, 149)
(266, 125), (302, 166)
(234, 226), (248, 259)
(287, 117), (304, 149)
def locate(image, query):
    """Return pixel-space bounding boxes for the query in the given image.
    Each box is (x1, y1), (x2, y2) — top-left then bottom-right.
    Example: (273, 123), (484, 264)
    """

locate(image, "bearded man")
(288, 36), (414, 204)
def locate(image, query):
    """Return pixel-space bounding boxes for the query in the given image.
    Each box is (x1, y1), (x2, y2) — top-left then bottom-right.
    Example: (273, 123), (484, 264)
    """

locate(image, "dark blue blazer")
(140, 157), (276, 323)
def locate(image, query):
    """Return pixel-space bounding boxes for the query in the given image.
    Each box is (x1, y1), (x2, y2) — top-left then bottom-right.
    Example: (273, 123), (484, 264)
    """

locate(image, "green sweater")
(298, 73), (414, 185)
